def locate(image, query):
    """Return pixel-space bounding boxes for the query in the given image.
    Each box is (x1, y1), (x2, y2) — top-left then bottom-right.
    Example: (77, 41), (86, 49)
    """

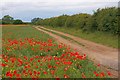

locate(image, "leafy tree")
(13, 19), (23, 24)
(31, 18), (42, 25)
(2, 15), (14, 24)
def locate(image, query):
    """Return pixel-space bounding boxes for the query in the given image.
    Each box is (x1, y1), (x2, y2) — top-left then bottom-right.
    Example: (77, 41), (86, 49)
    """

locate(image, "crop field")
(1, 25), (112, 78)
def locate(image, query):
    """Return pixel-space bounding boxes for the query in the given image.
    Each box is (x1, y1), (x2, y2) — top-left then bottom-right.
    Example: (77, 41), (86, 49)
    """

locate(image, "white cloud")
(1, 2), (118, 11)
(0, 1), (118, 21)
(0, 0), (119, 2)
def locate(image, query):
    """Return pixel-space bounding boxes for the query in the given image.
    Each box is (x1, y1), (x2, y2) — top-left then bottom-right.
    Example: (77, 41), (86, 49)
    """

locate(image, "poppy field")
(1, 25), (112, 78)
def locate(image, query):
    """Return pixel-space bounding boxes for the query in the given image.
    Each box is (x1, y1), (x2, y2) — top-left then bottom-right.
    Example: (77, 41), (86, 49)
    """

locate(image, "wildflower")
(56, 62), (60, 65)
(97, 64), (100, 67)
(6, 47), (11, 51)
(100, 72), (105, 77)
(58, 44), (62, 48)
(94, 71), (99, 77)
(82, 54), (86, 59)
(64, 74), (69, 78)
(107, 71), (112, 76)
(23, 70), (26, 74)
(63, 61), (72, 65)
(4, 59), (8, 62)
(48, 43), (53, 46)
(56, 77), (60, 80)
(48, 65), (52, 69)
(13, 70), (17, 75)
(24, 56), (28, 60)
(24, 64), (31, 69)
(36, 66), (38, 68)
(18, 58), (23, 66)
(37, 71), (40, 75)
(82, 73), (86, 78)
(10, 57), (16, 63)
(15, 74), (21, 78)
(64, 67), (68, 71)
(48, 39), (52, 43)
(6, 71), (13, 78)
(43, 71), (47, 75)
(50, 70), (55, 75)
(29, 70), (32, 75)
(34, 71), (37, 75)
(30, 58), (34, 62)
(1, 63), (7, 67)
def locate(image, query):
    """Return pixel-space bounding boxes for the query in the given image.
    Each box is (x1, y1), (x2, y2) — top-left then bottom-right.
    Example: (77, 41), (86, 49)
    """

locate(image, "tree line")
(0, 15), (25, 24)
(31, 7), (119, 35)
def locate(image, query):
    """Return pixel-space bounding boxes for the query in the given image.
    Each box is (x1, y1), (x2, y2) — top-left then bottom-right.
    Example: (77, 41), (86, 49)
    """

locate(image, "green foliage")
(2, 15), (14, 24)
(31, 18), (42, 25)
(13, 19), (23, 24)
(2, 15), (24, 25)
(93, 7), (118, 34)
(31, 7), (119, 35)
(0, 19), (2, 24)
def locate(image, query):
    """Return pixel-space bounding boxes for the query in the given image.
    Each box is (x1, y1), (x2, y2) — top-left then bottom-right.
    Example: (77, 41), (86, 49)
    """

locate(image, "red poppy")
(4, 58), (8, 62)
(56, 62), (60, 65)
(37, 71), (40, 75)
(56, 78), (60, 80)
(30, 58), (34, 62)
(13, 70), (17, 75)
(94, 72), (99, 77)
(23, 70), (26, 74)
(18, 58), (23, 65)
(63, 61), (72, 65)
(6, 71), (13, 78)
(6, 47), (10, 51)
(16, 78), (22, 80)
(1, 63), (7, 67)
(29, 70), (32, 75)
(107, 71), (112, 76)
(100, 72), (105, 77)
(48, 43), (53, 46)
(64, 74), (69, 78)
(48, 39), (52, 43)
(15, 74), (21, 78)
(34, 71), (37, 75)
(64, 67), (68, 71)
(36, 66), (38, 68)
(43, 71), (47, 75)
(97, 64), (100, 67)
(82, 73), (86, 78)
(24, 56), (28, 60)
(10, 57), (16, 63)
(48, 65), (52, 69)
(50, 70), (55, 75)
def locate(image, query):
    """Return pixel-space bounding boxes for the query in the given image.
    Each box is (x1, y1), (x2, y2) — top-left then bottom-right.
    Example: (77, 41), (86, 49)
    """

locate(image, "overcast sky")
(0, 0), (119, 22)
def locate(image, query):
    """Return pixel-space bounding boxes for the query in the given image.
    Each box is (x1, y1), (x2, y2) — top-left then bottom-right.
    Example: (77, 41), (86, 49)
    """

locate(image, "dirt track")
(34, 26), (119, 77)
